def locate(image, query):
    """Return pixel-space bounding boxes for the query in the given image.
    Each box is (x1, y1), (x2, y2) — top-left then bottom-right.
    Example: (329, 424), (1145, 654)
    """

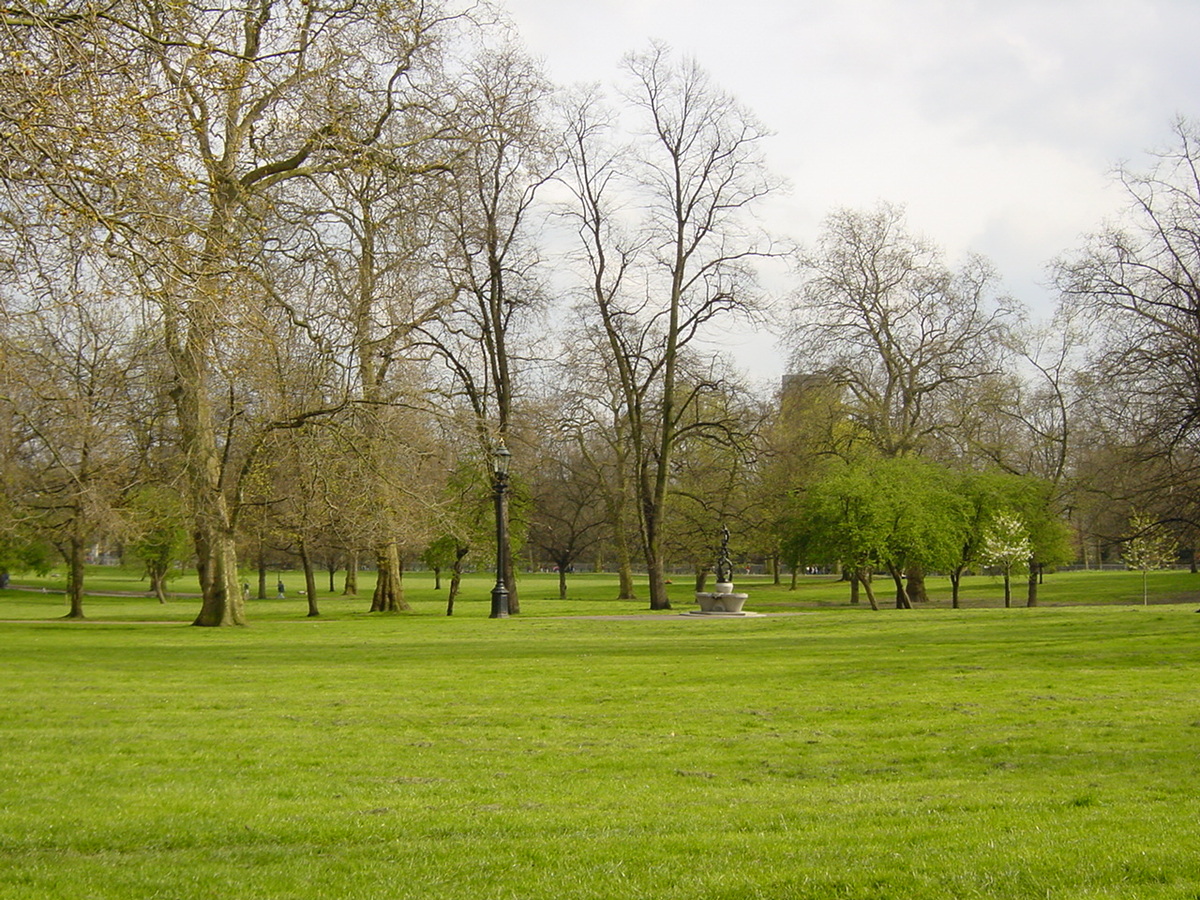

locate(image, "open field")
(3, 565), (1200, 622)
(1, 571), (1198, 898)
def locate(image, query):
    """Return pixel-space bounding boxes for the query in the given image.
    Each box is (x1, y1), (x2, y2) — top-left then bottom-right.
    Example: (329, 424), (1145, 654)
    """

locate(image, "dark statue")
(716, 524), (733, 584)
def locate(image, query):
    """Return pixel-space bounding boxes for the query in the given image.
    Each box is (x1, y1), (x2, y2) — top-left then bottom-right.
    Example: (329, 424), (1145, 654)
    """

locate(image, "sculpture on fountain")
(691, 525), (752, 615)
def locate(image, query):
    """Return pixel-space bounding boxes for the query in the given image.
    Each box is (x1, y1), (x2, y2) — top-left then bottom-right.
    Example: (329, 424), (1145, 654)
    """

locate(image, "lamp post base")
(490, 583), (510, 618)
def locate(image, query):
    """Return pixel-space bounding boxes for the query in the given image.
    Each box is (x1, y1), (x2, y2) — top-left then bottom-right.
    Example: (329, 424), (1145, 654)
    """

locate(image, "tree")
(1, 0), (461, 625)
(786, 204), (1018, 605)
(794, 457), (969, 610)
(422, 534), (469, 611)
(421, 454), (496, 616)
(421, 43), (556, 615)
(789, 203), (1017, 460)
(527, 446), (607, 600)
(1058, 119), (1200, 582)
(1058, 119), (1200, 458)
(560, 45), (777, 609)
(660, 372), (761, 592)
(555, 336), (644, 601)
(754, 373), (848, 585)
(295, 106), (457, 614)
(0, 272), (143, 618)
(949, 470), (1013, 609)
(950, 470), (1074, 608)
(1122, 512), (1179, 605)
(124, 485), (191, 604)
(978, 512), (1032, 608)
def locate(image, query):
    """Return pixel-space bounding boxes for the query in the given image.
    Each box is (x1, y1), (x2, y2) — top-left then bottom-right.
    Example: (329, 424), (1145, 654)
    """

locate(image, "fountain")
(688, 525), (757, 616)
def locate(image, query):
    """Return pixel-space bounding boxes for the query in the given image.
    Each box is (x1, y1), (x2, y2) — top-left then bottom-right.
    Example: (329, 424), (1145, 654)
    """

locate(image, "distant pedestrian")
(277, 579), (285, 599)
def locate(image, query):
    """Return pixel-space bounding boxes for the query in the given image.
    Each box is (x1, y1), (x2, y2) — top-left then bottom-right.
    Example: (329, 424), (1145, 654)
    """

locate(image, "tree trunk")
(647, 563), (670, 610)
(343, 550), (358, 595)
(176, 366), (245, 626)
(857, 569), (880, 611)
(618, 561), (637, 601)
(174, 204), (248, 627)
(609, 459), (638, 601)
(1026, 559), (1039, 607)
(643, 496), (672, 610)
(890, 566), (912, 609)
(558, 564), (568, 600)
(299, 540), (320, 618)
(194, 528), (212, 602)
(192, 527), (245, 626)
(433, 566), (441, 590)
(905, 566), (928, 603)
(150, 565), (168, 604)
(370, 542), (410, 612)
(63, 534), (86, 619)
(1003, 569), (1012, 608)
(849, 572), (860, 605)
(446, 547), (467, 616)
(694, 567), (710, 592)
(257, 545), (267, 600)
(950, 569), (962, 609)
(771, 554), (781, 585)
(612, 523), (637, 600)
(446, 570), (457, 616)
(503, 530), (519, 615)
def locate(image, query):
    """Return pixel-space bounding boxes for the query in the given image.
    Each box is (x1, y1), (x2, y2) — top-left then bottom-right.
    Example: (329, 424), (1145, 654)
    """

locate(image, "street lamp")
(490, 440), (512, 619)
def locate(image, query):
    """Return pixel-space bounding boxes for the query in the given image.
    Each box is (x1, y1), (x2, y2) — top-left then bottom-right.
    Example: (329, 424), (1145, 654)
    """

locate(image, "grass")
(3, 564), (1199, 622)
(0, 571), (1198, 897)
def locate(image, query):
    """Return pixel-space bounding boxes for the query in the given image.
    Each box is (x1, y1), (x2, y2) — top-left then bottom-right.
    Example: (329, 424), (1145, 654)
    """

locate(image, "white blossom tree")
(979, 512), (1032, 608)
(1123, 512), (1178, 605)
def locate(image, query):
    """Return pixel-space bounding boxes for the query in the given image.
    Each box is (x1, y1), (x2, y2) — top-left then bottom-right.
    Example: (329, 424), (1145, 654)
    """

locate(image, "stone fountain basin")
(694, 587), (749, 614)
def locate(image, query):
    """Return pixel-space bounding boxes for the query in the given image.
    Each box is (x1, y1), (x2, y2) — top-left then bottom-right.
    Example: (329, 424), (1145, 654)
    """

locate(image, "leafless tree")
(1, 0), (465, 624)
(560, 45), (778, 609)
(0, 246), (145, 617)
(1057, 118), (1200, 557)
(789, 203), (1018, 461)
(418, 42), (557, 614)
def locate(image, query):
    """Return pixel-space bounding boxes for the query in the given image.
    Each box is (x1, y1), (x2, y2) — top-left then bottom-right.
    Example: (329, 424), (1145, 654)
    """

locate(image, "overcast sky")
(501, 0), (1200, 385)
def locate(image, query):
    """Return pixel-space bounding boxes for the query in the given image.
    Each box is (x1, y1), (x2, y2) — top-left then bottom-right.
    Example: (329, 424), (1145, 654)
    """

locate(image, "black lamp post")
(490, 440), (511, 619)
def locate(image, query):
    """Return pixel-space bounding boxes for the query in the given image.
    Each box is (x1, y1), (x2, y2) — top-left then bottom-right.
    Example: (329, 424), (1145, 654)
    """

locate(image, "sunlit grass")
(3, 564), (1199, 622)
(0, 601), (1198, 898)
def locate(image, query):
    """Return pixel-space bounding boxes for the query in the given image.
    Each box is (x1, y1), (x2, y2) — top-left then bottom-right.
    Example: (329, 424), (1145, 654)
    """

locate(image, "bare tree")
(789, 204), (1017, 461)
(526, 442), (608, 600)
(1, 1), (463, 625)
(560, 45), (777, 610)
(0, 264), (144, 617)
(1057, 118), (1200, 549)
(418, 43), (557, 614)
(294, 128), (456, 612)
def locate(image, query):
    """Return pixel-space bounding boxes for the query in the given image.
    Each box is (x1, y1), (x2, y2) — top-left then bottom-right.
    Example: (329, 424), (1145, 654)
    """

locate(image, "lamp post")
(490, 440), (511, 619)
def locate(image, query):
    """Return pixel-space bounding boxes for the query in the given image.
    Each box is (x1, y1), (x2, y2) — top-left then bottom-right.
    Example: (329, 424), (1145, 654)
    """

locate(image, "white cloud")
(502, 0), (1200, 382)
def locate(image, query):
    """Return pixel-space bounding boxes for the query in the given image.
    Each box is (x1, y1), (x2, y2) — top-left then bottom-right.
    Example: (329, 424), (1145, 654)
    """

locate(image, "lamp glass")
(493, 442), (511, 476)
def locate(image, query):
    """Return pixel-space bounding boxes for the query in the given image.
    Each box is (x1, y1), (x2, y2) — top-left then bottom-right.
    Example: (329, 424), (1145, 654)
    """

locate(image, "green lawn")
(3, 565), (1199, 621)
(1, 572), (1198, 898)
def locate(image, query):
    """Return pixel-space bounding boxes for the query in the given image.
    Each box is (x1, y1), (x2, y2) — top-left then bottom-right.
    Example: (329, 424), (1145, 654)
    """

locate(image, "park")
(4, 2), (1200, 897)
(1, 567), (1198, 899)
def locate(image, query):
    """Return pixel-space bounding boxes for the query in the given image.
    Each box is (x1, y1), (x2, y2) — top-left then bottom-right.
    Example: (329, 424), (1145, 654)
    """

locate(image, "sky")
(500, 0), (1200, 386)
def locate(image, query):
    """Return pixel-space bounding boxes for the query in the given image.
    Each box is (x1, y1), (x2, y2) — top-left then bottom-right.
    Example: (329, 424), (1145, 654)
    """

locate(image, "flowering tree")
(1123, 512), (1178, 605)
(979, 513), (1032, 608)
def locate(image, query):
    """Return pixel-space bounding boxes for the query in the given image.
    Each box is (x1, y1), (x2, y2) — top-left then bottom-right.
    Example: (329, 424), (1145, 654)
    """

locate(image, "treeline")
(0, 3), (1196, 622)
